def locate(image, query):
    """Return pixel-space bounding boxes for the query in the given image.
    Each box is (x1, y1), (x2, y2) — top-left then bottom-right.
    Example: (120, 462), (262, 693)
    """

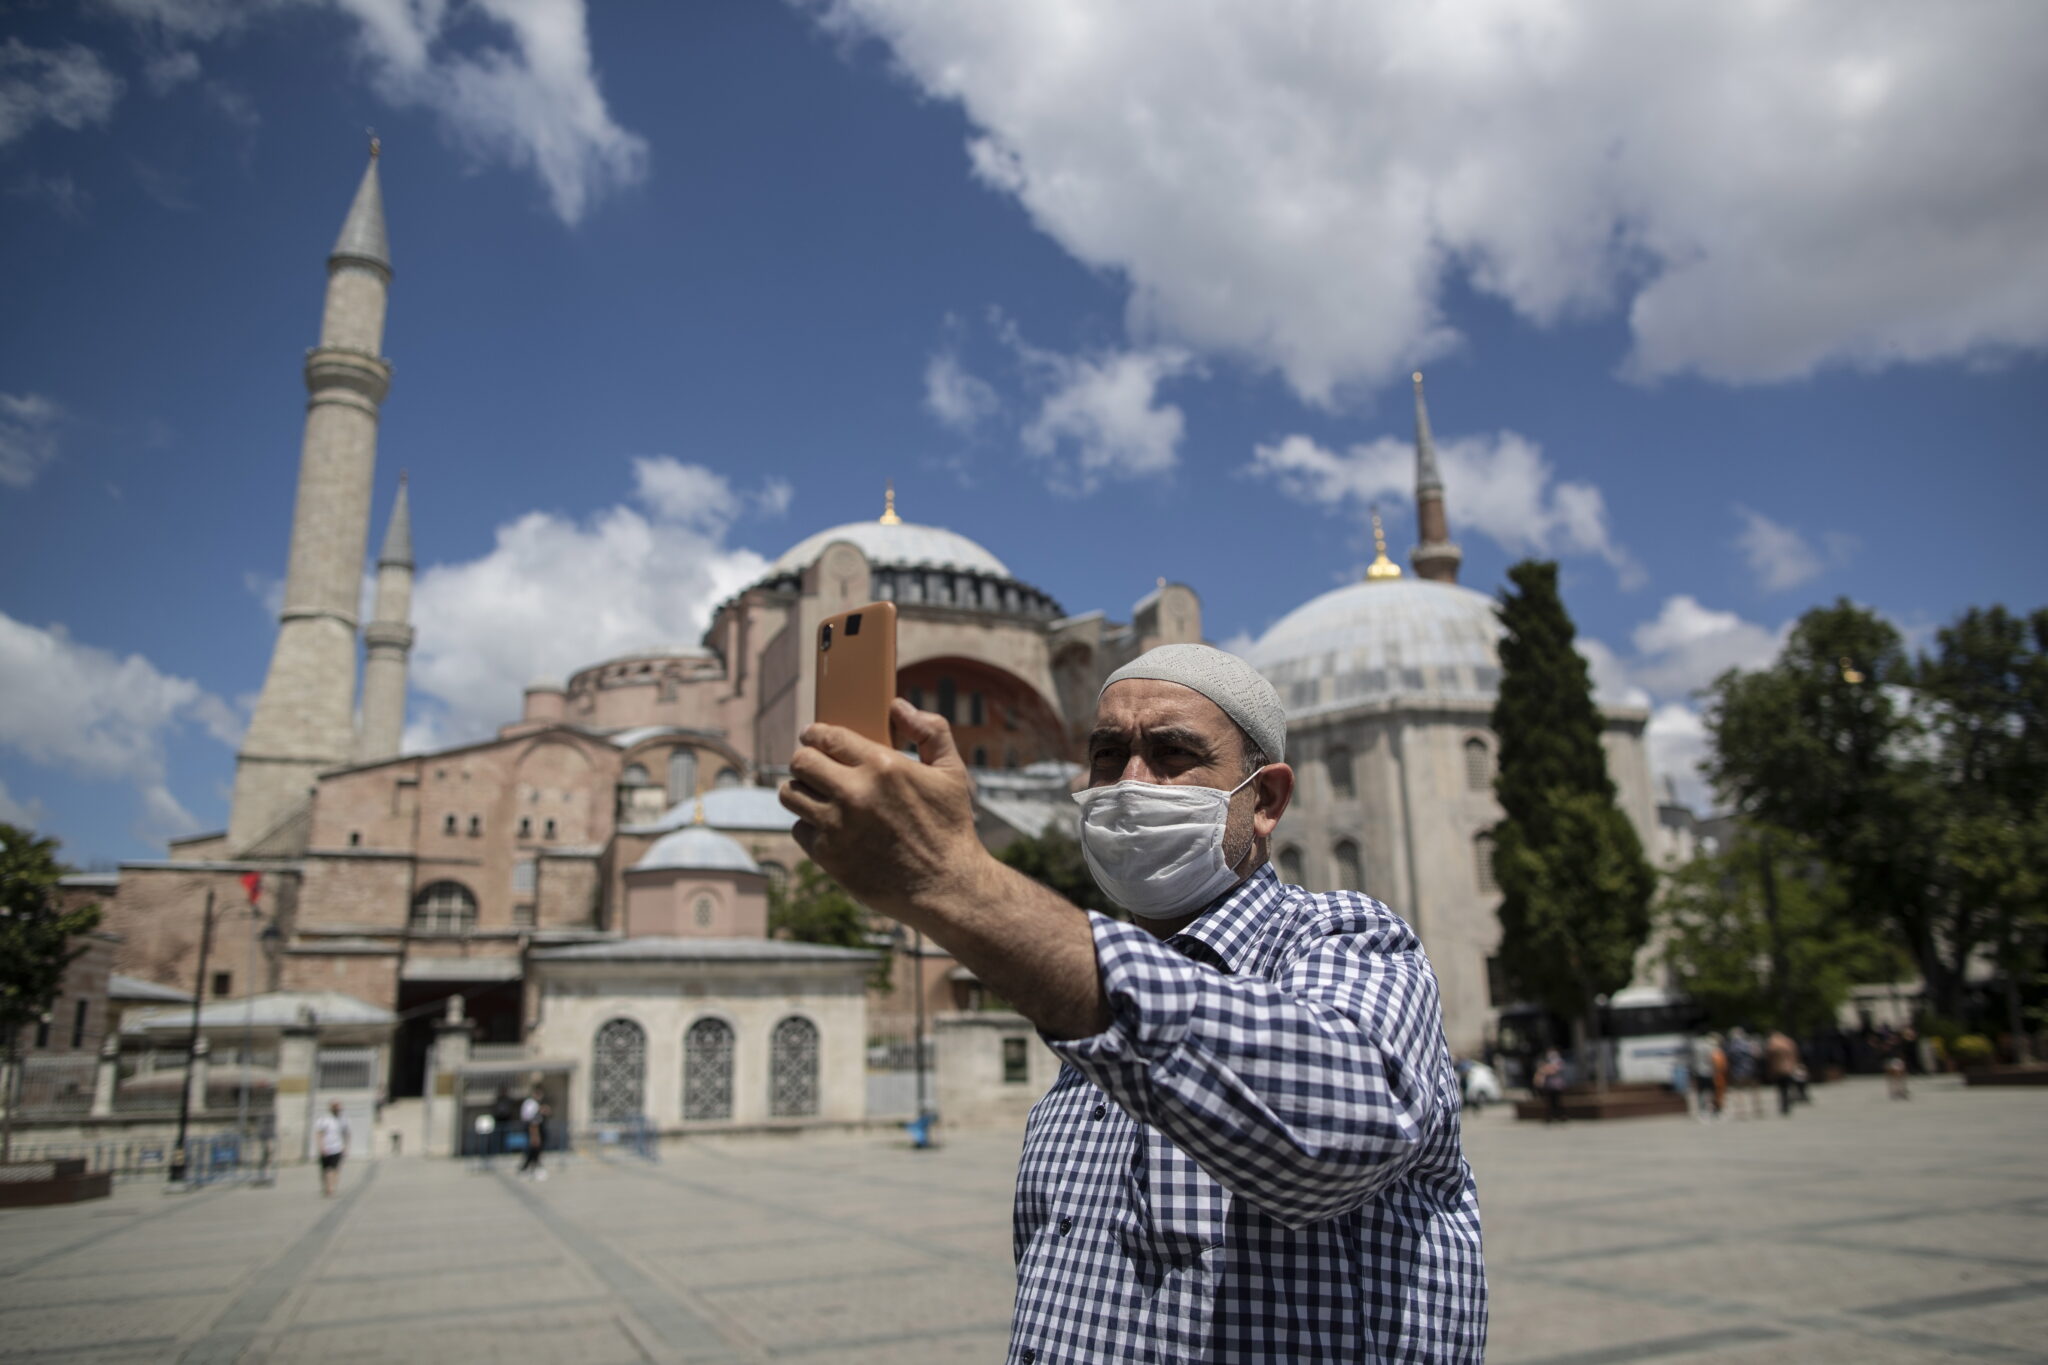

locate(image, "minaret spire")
(230, 146), (396, 848)
(357, 474), (415, 763)
(1408, 371), (1462, 584)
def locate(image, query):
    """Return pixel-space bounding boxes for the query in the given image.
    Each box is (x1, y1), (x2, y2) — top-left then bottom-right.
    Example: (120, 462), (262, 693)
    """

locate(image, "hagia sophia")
(73, 151), (1657, 1145)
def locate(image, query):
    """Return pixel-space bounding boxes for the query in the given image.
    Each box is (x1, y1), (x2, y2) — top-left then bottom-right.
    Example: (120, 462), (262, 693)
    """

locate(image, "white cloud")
(1248, 428), (1642, 586)
(0, 611), (239, 840)
(1646, 702), (1712, 813)
(0, 393), (62, 489)
(0, 38), (124, 147)
(923, 350), (999, 432)
(101, 0), (645, 224)
(407, 459), (773, 743)
(806, 2), (2048, 396)
(1732, 504), (1853, 593)
(1017, 345), (1192, 494)
(8, 172), (90, 219)
(0, 777), (46, 830)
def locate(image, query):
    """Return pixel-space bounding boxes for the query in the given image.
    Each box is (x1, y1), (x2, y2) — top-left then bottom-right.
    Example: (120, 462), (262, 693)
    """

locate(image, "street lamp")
(167, 889), (217, 1184)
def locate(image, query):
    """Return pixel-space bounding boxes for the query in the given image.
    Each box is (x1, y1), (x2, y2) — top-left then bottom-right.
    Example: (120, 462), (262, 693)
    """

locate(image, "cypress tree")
(1489, 562), (1655, 1088)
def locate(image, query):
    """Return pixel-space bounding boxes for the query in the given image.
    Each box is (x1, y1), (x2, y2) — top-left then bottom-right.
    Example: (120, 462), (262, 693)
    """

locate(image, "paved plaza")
(1, 1075), (2043, 1363)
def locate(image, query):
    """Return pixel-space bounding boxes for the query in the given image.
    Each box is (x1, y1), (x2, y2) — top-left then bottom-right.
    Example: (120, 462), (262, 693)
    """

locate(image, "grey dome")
(631, 825), (761, 875)
(1248, 579), (1503, 717)
(770, 519), (1010, 578)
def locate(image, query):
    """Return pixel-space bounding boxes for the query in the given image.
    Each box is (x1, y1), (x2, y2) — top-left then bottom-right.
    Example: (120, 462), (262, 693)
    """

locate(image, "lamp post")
(168, 889), (216, 1184)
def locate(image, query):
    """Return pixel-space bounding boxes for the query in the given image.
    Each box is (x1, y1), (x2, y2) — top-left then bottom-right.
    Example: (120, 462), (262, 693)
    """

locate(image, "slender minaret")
(229, 143), (393, 851)
(1409, 370), (1462, 584)
(356, 474), (414, 763)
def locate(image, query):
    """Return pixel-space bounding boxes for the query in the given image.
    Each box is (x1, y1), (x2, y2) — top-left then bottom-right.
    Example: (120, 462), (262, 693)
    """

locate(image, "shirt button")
(1058, 1216), (1073, 1236)
(1021, 1351), (1036, 1364)
(1091, 1103), (1106, 1120)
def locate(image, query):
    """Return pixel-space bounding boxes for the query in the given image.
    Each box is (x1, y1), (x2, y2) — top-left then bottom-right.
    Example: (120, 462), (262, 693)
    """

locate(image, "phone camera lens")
(846, 613), (862, 636)
(821, 623), (832, 650)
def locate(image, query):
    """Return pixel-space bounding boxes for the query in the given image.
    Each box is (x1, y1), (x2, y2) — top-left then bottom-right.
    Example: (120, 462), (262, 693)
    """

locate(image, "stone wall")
(934, 1011), (1059, 1130)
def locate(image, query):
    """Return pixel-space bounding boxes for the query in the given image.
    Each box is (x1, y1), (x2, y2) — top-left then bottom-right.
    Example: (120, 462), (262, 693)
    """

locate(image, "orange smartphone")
(815, 601), (898, 747)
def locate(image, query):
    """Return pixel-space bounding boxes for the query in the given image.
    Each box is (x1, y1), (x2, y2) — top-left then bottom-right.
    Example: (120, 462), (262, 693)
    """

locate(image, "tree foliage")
(1, 824), (101, 1041)
(768, 860), (891, 989)
(996, 828), (1120, 918)
(1489, 562), (1656, 1042)
(1661, 828), (1902, 1035)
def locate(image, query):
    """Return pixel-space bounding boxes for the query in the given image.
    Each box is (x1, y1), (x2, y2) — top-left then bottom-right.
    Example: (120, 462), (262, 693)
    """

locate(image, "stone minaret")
(356, 474), (414, 763)
(1409, 370), (1462, 584)
(229, 145), (393, 851)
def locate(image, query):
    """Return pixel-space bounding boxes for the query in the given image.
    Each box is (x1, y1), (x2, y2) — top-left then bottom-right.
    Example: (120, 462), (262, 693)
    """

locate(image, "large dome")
(769, 519), (1011, 578)
(1247, 578), (1503, 717)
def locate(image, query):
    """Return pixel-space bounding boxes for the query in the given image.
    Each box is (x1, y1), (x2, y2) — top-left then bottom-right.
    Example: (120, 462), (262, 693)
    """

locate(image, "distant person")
(491, 1085), (519, 1163)
(1765, 1029), (1804, 1116)
(519, 1086), (549, 1179)
(1725, 1027), (1764, 1119)
(314, 1100), (349, 1196)
(1710, 1034), (1729, 1119)
(1690, 1032), (1721, 1121)
(1534, 1048), (1569, 1124)
(1885, 1034), (1911, 1100)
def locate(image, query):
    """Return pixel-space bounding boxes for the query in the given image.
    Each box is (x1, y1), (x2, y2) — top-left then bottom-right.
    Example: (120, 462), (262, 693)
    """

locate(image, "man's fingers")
(890, 698), (964, 771)
(778, 778), (835, 826)
(799, 721), (892, 767)
(787, 744), (856, 800)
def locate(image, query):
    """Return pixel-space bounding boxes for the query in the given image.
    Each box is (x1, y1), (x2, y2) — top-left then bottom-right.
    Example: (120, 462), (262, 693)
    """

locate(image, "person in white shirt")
(518, 1087), (548, 1179)
(313, 1100), (349, 1196)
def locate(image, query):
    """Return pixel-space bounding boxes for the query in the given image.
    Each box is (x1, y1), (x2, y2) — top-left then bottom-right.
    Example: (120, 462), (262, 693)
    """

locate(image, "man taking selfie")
(782, 643), (1485, 1363)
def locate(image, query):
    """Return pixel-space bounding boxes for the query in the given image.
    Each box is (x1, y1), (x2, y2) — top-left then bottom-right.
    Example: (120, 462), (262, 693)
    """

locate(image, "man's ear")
(1253, 763), (1295, 832)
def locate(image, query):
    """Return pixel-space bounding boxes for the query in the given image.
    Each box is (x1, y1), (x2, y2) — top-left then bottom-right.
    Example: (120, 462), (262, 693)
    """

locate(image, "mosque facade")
(81, 153), (1655, 1140)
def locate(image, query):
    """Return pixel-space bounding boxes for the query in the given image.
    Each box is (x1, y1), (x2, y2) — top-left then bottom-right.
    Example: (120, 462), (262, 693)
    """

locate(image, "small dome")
(630, 826), (761, 875)
(1248, 578), (1503, 717)
(769, 519), (1011, 578)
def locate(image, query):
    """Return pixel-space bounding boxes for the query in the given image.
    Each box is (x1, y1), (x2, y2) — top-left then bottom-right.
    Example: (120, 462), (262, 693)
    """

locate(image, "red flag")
(240, 871), (262, 905)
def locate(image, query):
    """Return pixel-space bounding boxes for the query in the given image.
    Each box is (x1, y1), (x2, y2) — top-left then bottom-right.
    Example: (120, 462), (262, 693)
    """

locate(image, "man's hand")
(779, 697), (990, 922)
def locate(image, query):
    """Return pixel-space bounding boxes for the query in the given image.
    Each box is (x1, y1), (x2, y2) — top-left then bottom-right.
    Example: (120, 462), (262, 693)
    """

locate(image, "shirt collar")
(1165, 862), (1289, 976)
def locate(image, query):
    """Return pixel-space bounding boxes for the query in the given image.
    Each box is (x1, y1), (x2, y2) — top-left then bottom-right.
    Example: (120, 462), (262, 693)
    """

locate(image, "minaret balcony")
(303, 346), (392, 403)
(364, 622), (415, 651)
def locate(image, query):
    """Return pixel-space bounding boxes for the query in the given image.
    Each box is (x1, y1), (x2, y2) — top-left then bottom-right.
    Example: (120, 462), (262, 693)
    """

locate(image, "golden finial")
(367, 127), (381, 159)
(1839, 657), (1865, 685)
(692, 797), (706, 826)
(1365, 505), (1403, 581)
(879, 480), (902, 525)
(1413, 370), (1424, 386)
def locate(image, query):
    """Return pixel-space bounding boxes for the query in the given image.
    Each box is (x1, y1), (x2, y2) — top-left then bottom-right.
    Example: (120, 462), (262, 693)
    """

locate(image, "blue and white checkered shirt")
(1009, 865), (1486, 1363)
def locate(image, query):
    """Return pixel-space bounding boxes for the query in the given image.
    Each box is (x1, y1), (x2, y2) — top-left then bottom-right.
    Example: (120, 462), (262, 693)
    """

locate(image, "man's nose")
(1118, 756), (1160, 784)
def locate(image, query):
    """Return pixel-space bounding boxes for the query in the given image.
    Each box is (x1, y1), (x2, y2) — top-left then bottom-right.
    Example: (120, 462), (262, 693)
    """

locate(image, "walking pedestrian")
(313, 1100), (349, 1197)
(518, 1086), (549, 1179)
(1725, 1027), (1764, 1119)
(1690, 1032), (1720, 1121)
(1534, 1047), (1569, 1124)
(1884, 1033), (1911, 1099)
(1710, 1033), (1729, 1120)
(1765, 1029), (1803, 1116)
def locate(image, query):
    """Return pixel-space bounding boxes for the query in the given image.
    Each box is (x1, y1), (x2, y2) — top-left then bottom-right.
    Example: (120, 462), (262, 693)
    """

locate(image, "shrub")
(1950, 1034), (1995, 1070)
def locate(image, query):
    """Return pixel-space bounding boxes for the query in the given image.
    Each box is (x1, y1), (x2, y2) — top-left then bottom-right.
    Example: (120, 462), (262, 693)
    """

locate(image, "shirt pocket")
(1129, 1125), (1230, 1268)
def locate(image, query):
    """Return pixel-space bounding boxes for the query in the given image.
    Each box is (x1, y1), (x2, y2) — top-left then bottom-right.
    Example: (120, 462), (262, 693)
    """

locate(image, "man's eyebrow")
(1140, 725), (1217, 754)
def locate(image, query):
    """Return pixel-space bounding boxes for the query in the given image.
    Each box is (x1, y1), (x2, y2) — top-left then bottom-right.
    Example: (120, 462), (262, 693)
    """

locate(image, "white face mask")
(1072, 769), (1262, 919)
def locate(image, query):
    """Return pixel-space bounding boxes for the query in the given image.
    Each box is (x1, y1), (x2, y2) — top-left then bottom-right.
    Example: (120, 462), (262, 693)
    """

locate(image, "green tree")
(1660, 828), (1901, 1035)
(2, 824), (102, 1162)
(768, 860), (891, 989)
(1489, 561), (1656, 1087)
(996, 827), (1120, 918)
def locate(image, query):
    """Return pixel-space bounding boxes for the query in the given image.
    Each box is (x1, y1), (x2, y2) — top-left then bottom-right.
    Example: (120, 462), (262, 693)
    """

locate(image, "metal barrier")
(593, 1114), (658, 1163)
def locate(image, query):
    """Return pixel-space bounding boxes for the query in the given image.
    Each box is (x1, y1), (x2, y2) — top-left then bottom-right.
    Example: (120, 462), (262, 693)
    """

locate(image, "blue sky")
(2, 0), (2044, 866)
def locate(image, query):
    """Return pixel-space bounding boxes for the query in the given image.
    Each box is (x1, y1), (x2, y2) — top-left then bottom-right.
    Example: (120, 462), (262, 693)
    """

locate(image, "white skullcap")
(1100, 643), (1287, 763)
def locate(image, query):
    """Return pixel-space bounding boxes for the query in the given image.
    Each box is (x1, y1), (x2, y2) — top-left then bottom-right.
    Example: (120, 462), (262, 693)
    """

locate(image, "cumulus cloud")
(924, 350), (1000, 432)
(406, 458), (776, 743)
(1019, 346), (1193, 494)
(0, 38), (124, 146)
(1248, 427), (1642, 586)
(0, 611), (239, 840)
(0, 394), (63, 489)
(100, 0), (645, 224)
(806, 2), (2048, 396)
(1732, 504), (1855, 593)
(0, 777), (46, 829)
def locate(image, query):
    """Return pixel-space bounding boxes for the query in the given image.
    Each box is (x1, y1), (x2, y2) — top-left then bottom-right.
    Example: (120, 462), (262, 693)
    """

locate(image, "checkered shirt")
(1009, 865), (1486, 1364)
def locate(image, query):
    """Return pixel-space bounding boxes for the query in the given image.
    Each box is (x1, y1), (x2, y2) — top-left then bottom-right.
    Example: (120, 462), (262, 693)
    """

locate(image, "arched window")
(769, 1016), (820, 1118)
(1475, 832), (1498, 893)
(1327, 745), (1354, 798)
(667, 748), (698, 803)
(1277, 845), (1305, 886)
(622, 763), (650, 786)
(410, 881), (476, 936)
(467, 814), (481, 836)
(591, 1018), (647, 1122)
(683, 1017), (735, 1121)
(442, 813), (457, 835)
(936, 677), (957, 722)
(1333, 839), (1364, 891)
(1465, 737), (1492, 792)
(693, 894), (714, 928)
(713, 767), (742, 790)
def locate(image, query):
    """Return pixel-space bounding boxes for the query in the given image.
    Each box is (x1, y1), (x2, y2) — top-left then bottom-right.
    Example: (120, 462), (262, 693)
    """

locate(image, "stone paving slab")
(0, 1075), (2042, 1362)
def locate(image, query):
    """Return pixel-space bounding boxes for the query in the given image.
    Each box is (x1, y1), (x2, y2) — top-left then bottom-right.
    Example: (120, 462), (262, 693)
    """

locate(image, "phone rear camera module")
(821, 623), (833, 650)
(846, 613), (863, 636)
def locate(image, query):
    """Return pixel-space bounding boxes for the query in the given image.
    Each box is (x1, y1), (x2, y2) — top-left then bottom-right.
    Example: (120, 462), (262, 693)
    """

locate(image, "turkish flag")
(240, 871), (262, 905)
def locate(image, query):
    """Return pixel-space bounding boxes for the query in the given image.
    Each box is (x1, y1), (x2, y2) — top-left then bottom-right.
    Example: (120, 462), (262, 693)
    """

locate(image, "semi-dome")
(1247, 578), (1503, 717)
(630, 825), (761, 875)
(769, 518), (1011, 578)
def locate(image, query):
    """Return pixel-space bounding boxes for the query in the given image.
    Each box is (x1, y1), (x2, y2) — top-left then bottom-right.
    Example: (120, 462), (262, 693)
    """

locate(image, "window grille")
(1475, 833), (1498, 893)
(592, 1018), (647, 1122)
(1002, 1036), (1029, 1085)
(1327, 745), (1354, 798)
(693, 895), (714, 928)
(668, 748), (698, 803)
(316, 1046), (375, 1091)
(1465, 737), (1492, 792)
(410, 881), (477, 935)
(769, 1016), (820, 1118)
(683, 1018), (735, 1120)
